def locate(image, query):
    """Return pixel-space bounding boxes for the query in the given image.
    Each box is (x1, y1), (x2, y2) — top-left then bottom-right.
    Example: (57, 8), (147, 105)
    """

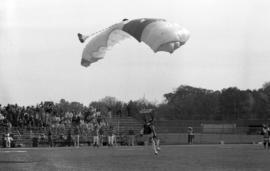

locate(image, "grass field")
(1, 144), (270, 171)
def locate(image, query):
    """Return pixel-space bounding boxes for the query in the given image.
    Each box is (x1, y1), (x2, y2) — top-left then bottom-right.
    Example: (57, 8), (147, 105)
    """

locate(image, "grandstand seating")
(0, 116), (264, 147)
(108, 116), (142, 135)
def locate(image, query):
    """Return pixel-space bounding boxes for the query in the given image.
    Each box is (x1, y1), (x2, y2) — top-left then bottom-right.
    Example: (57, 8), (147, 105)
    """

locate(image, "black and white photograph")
(1, 0), (270, 170)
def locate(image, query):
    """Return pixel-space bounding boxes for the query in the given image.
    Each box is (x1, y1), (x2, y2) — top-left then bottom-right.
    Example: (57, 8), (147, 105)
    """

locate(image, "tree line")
(1, 82), (270, 124)
(158, 82), (270, 121)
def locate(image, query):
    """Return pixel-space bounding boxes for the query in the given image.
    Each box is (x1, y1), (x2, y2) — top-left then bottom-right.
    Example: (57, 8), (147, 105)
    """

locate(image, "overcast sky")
(1, 0), (270, 106)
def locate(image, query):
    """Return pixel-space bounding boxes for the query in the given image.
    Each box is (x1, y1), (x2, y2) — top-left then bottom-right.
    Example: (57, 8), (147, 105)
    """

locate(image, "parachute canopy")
(79, 18), (190, 67)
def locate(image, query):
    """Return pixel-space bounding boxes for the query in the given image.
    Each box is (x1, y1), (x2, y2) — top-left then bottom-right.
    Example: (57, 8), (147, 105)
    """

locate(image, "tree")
(219, 87), (246, 120)
(126, 101), (138, 116)
(162, 85), (221, 120)
(262, 82), (270, 120)
(251, 89), (270, 120)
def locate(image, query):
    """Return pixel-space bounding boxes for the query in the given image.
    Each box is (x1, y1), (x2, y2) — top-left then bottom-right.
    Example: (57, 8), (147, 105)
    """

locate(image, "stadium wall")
(158, 133), (261, 145)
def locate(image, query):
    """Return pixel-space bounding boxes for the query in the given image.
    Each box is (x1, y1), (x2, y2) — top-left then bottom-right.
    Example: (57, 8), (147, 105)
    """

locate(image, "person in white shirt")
(5, 133), (13, 148)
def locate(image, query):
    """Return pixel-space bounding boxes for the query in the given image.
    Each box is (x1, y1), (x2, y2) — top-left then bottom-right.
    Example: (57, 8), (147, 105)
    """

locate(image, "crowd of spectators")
(0, 103), (108, 130)
(0, 103), (139, 148)
(0, 104), (50, 129)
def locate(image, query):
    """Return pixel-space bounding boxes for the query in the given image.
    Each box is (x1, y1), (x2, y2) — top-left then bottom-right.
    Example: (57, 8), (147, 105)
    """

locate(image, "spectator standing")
(99, 127), (104, 146)
(107, 126), (115, 147)
(72, 114), (77, 126)
(261, 124), (270, 149)
(6, 121), (12, 134)
(74, 126), (80, 147)
(93, 123), (100, 147)
(66, 129), (73, 146)
(128, 129), (135, 146)
(5, 133), (13, 148)
(187, 127), (194, 144)
(76, 115), (81, 125)
(48, 129), (53, 147)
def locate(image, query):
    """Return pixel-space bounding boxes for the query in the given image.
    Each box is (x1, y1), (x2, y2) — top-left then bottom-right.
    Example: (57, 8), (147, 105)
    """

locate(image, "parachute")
(79, 18), (190, 67)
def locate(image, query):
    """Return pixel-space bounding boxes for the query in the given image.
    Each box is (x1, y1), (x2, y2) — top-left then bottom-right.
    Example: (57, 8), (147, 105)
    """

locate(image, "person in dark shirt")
(76, 116), (80, 125)
(261, 124), (270, 149)
(74, 126), (80, 147)
(48, 129), (53, 147)
(66, 129), (73, 146)
(187, 127), (194, 144)
(107, 126), (115, 147)
(99, 127), (104, 146)
(93, 123), (101, 147)
(72, 114), (77, 126)
(128, 129), (135, 146)
(140, 119), (160, 155)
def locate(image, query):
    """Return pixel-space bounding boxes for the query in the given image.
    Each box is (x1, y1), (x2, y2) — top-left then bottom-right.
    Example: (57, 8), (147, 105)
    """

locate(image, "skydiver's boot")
(156, 138), (161, 151)
(152, 138), (158, 155)
(77, 33), (89, 43)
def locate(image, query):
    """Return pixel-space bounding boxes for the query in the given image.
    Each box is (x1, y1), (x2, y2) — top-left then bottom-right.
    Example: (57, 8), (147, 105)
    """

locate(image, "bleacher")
(156, 120), (202, 133)
(0, 127), (45, 147)
(0, 117), (264, 147)
(109, 116), (142, 135)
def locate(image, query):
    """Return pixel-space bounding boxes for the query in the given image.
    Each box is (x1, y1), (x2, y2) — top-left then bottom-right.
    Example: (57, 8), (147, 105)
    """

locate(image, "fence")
(0, 117), (265, 147)
(0, 124), (264, 147)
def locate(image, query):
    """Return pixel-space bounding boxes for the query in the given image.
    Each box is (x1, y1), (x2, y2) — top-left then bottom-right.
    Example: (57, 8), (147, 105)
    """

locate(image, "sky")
(1, 0), (270, 106)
